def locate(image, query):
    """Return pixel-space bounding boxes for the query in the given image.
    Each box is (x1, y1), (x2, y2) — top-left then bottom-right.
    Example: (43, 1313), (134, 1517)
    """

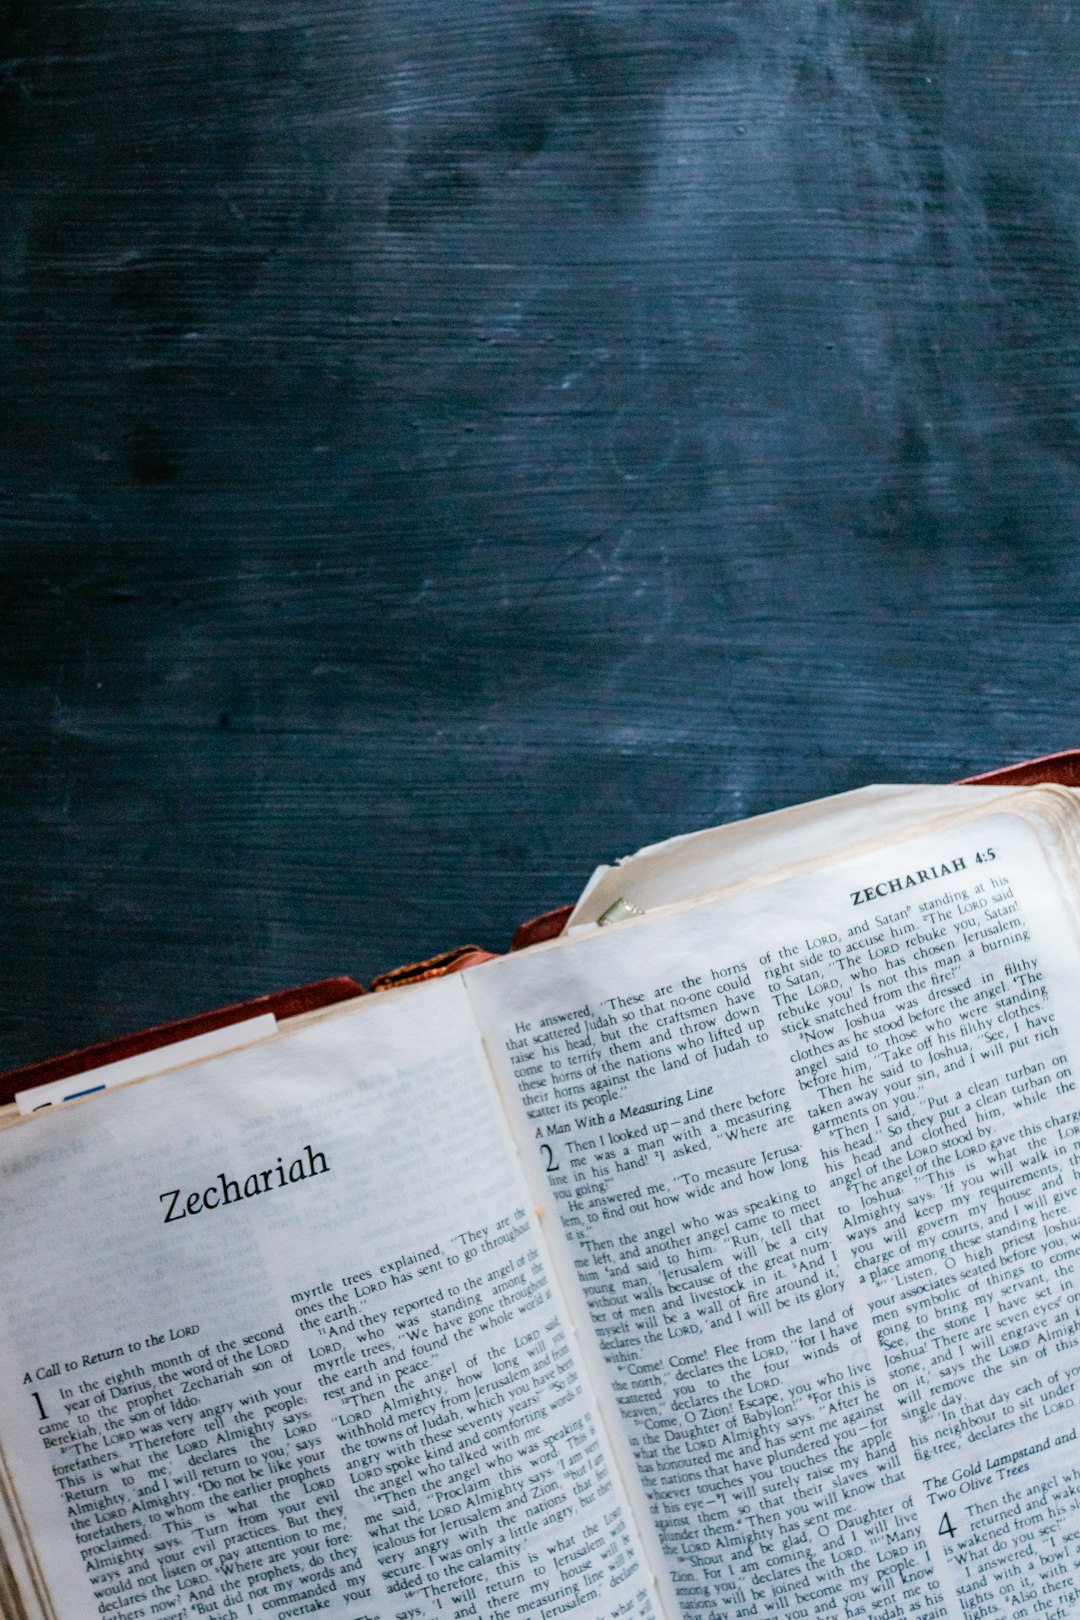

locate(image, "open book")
(3, 780), (1080, 1620)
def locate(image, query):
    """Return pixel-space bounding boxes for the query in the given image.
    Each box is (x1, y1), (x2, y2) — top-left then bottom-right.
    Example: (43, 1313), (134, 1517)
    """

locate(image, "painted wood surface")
(2, 1), (1079, 1064)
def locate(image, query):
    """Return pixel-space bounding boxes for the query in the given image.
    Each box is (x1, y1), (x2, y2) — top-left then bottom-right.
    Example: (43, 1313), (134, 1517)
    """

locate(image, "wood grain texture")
(2, 0), (1079, 1066)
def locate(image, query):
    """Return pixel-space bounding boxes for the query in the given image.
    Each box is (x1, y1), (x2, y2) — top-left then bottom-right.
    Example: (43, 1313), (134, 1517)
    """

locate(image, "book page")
(468, 805), (1080, 1619)
(568, 785), (1017, 928)
(0, 979), (663, 1620)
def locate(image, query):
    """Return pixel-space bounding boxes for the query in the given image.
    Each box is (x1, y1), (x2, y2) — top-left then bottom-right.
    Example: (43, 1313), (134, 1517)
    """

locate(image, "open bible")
(3, 781), (1080, 1620)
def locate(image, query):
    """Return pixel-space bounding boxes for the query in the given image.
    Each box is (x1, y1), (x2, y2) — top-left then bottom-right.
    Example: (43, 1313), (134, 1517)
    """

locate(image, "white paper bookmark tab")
(15, 1013), (278, 1116)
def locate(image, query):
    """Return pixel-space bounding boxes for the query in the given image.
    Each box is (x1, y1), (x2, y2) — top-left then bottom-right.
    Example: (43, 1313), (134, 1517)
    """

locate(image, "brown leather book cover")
(0, 978), (364, 1108)
(960, 748), (1080, 789)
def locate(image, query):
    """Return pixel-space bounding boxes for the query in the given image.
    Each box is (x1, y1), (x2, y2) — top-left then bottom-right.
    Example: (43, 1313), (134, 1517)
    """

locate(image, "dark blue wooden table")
(2, 1), (1078, 1066)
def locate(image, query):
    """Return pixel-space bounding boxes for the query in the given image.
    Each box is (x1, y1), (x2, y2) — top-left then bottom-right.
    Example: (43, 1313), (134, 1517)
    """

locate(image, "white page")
(469, 804), (1080, 1619)
(0, 979), (663, 1620)
(569, 785), (1017, 927)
